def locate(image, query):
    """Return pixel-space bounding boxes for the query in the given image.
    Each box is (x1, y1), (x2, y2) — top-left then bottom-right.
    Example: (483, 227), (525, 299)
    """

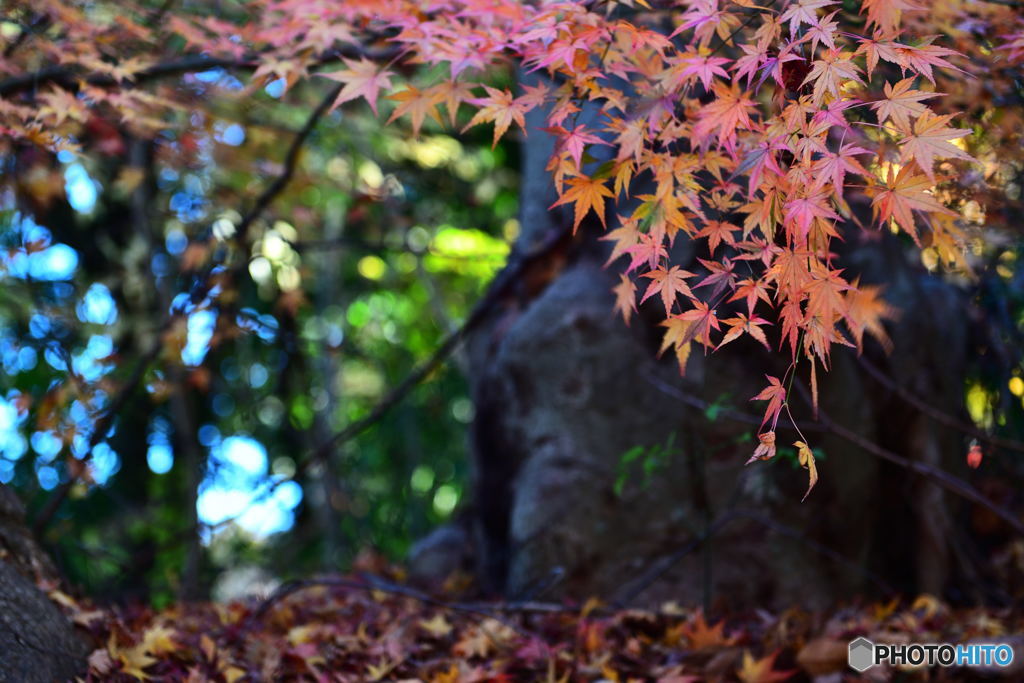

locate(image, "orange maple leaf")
(550, 175), (614, 232)
(319, 57), (395, 114)
(717, 313), (771, 350)
(386, 84), (445, 137)
(462, 86), (533, 148)
(697, 220), (740, 256)
(659, 316), (695, 375)
(869, 163), (955, 242)
(613, 273), (637, 325)
(752, 375), (786, 431)
(898, 110), (975, 182)
(680, 609), (736, 649)
(640, 266), (696, 315)
(693, 81), (757, 149)
(737, 649), (797, 683)
(871, 78), (941, 129)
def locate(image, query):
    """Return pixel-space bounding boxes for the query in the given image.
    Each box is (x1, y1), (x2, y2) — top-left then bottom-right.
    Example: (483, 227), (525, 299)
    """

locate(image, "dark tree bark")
(425, 91), (991, 610)
(0, 486), (87, 682)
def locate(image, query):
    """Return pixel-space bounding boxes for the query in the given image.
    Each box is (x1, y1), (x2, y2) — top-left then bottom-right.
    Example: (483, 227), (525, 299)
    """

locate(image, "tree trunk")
(0, 486), (87, 682)
(442, 114), (980, 610)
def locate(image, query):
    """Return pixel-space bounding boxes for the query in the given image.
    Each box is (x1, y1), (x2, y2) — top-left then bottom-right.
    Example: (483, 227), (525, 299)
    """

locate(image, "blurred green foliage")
(0, 72), (519, 605)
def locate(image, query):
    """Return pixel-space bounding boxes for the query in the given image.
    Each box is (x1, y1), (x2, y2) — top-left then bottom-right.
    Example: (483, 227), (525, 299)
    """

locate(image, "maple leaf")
(733, 137), (789, 197)
(717, 313), (771, 350)
(550, 175), (614, 232)
(432, 80), (477, 126)
(752, 375), (786, 431)
(641, 266), (697, 315)
(746, 431), (777, 464)
(602, 219), (641, 266)
(659, 316), (695, 375)
(862, 0), (924, 34)
(737, 649), (797, 683)
(898, 110), (975, 182)
(801, 50), (863, 105)
(697, 220), (740, 256)
(871, 78), (942, 130)
(804, 262), (851, 325)
(730, 277), (772, 315)
(140, 624), (178, 656)
(623, 233), (670, 273)
(869, 163), (956, 242)
(893, 41), (964, 84)
(806, 11), (840, 54)
(420, 613), (454, 637)
(681, 609), (736, 649)
(386, 84), (445, 137)
(811, 143), (870, 201)
(844, 280), (894, 352)
(673, 51), (731, 91)
(463, 86), (534, 148)
(543, 124), (609, 171)
(610, 116), (648, 164)
(695, 258), (738, 299)
(783, 191), (841, 243)
(613, 273), (637, 324)
(678, 300), (720, 349)
(108, 632), (157, 680)
(37, 88), (89, 125)
(693, 81), (758, 149)
(319, 58), (395, 115)
(780, 0), (838, 38)
(794, 440), (819, 501)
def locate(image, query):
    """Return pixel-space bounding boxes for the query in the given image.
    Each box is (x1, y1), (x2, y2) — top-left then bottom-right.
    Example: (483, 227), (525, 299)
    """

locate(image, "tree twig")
(234, 82), (343, 243)
(0, 46), (396, 98)
(32, 339), (163, 535)
(642, 370), (1024, 538)
(32, 82), (346, 534)
(857, 355), (1024, 456)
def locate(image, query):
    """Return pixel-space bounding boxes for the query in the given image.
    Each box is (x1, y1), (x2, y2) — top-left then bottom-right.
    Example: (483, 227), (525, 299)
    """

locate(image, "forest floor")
(57, 561), (1023, 682)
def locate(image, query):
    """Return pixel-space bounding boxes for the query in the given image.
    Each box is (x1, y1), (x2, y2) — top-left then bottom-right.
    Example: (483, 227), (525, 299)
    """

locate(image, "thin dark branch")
(32, 339), (163, 535)
(151, 224), (572, 549)
(32, 83), (346, 534)
(643, 369), (1024, 538)
(234, 82), (343, 243)
(291, 224), (572, 482)
(857, 355), (1024, 456)
(794, 382), (1024, 538)
(0, 45), (397, 98)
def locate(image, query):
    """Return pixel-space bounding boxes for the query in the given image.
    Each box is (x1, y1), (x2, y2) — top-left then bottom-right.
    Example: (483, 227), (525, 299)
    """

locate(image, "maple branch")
(133, 223), (575, 555)
(234, 82), (343, 243)
(33, 82), (344, 534)
(642, 370), (1024, 538)
(857, 355), (1024, 456)
(32, 338), (164, 535)
(794, 383), (1024, 539)
(0, 45), (397, 98)
(287, 223), (573, 481)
